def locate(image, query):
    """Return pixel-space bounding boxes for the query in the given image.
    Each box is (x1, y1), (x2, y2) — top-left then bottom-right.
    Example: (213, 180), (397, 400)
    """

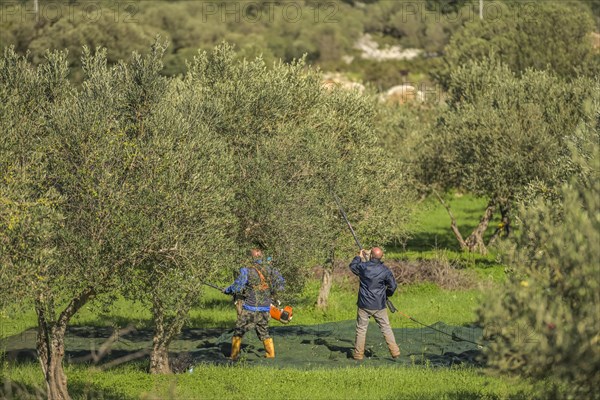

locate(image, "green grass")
(1, 194), (531, 399)
(290, 280), (481, 327)
(3, 362), (543, 400)
(0, 296), (153, 340)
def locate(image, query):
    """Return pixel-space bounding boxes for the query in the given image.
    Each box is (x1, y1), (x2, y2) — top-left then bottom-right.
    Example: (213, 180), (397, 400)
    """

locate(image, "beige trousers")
(354, 308), (400, 359)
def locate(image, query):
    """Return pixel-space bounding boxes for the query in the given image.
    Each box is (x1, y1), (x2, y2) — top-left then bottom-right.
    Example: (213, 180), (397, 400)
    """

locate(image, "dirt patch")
(313, 259), (476, 290)
(387, 260), (476, 290)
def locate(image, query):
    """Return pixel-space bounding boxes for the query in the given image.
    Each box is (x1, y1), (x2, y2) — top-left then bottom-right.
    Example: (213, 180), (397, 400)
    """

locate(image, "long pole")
(331, 190), (397, 313)
(331, 191), (362, 250)
(202, 282), (224, 292)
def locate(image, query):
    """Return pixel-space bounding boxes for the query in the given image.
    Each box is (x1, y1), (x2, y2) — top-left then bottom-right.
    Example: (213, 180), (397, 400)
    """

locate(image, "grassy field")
(5, 362), (545, 400)
(1, 194), (541, 399)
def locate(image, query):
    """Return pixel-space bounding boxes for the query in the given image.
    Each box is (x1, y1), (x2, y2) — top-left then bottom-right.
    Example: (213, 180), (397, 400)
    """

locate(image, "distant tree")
(436, 1), (598, 88)
(426, 0), (469, 14)
(582, 0), (600, 15)
(415, 59), (599, 253)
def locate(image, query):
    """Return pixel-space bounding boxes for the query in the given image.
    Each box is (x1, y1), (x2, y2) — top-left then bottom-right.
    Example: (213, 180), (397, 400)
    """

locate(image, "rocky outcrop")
(354, 34), (421, 61)
(321, 72), (366, 93)
(380, 84), (424, 105)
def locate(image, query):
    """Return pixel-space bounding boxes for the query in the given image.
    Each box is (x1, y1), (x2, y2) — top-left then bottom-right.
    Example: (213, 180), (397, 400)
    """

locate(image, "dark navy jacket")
(349, 256), (397, 310)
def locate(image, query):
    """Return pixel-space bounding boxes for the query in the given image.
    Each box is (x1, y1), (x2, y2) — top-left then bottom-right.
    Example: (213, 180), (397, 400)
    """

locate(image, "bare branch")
(433, 189), (467, 250)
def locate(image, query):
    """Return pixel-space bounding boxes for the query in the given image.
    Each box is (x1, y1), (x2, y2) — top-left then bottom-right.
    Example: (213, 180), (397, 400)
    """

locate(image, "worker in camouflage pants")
(234, 309), (270, 341)
(224, 248), (285, 360)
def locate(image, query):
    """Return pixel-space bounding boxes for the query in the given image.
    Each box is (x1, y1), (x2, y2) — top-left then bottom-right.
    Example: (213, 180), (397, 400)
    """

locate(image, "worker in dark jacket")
(224, 248), (285, 360)
(349, 246), (400, 360)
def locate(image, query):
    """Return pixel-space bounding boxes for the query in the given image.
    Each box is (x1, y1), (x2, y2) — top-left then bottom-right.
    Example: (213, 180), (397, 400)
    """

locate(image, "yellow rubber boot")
(230, 336), (242, 360)
(263, 338), (275, 358)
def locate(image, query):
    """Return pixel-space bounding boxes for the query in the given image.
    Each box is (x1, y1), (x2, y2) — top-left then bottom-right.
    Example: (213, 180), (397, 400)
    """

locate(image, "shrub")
(478, 146), (600, 397)
(436, 1), (598, 87)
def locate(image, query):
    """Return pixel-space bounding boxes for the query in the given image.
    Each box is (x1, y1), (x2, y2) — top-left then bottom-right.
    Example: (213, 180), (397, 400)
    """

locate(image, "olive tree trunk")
(316, 250), (335, 310)
(35, 288), (94, 400)
(149, 296), (190, 374)
(150, 299), (172, 374)
(435, 192), (496, 254)
(150, 341), (171, 374)
(463, 201), (495, 254)
(36, 322), (69, 400)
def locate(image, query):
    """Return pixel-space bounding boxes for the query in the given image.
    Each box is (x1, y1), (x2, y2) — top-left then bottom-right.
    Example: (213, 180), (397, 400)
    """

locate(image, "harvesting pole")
(330, 189), (397, 313)
(331, 190), (362, 251)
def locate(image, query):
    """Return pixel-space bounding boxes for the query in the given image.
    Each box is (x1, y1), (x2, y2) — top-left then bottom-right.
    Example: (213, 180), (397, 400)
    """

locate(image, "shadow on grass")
(69, 380), (136, 400)
(400, 390), (532, 400)
(0, 377), (45, 400)
(71, 315), (153, 331)
(385, 242), (502, 270)
(187, 315), (233, 329)
(397, 233), (503, 256)
(0, 375), (135, 400)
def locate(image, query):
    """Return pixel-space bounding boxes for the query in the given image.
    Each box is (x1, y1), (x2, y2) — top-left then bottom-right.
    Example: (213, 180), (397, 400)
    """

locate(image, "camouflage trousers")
(234, 309), (271, 341)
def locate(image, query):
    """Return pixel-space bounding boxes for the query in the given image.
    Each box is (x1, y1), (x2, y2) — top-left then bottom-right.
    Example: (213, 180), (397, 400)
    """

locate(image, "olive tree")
(120, 67), (237, 374)
(416, 59), (599, 253)
(73, 43), (238, 376)
(185, 44), (413, 306)
(308, 91), (413, 308)
(0, 47), (89, 399)
(0, 42), (237, 397)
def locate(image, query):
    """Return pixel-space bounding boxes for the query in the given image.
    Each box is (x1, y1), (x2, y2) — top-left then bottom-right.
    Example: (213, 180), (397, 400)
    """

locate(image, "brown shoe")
(388, 342), (401, 359)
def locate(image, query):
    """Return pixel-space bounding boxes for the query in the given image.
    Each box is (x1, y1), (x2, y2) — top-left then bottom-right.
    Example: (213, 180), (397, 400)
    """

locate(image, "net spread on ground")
(1, 320), (484, 370)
